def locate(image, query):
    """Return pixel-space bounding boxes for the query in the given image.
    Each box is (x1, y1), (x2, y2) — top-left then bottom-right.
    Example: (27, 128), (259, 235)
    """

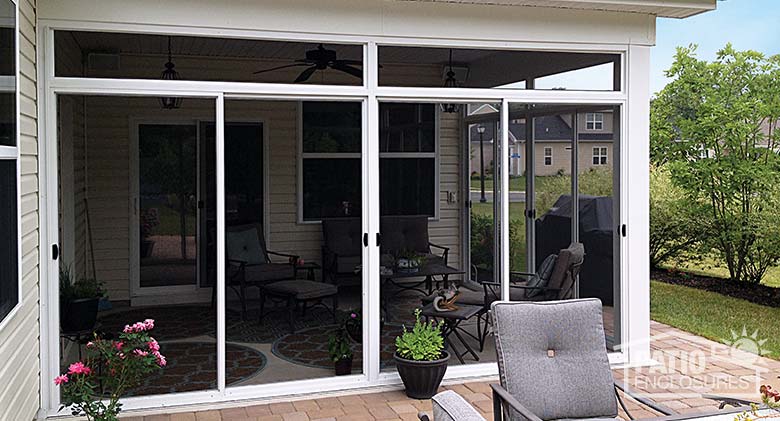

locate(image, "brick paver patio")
(120, 321), (780, 421)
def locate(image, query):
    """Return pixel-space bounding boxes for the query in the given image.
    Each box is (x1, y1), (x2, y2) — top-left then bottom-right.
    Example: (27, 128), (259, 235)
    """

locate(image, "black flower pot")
(61, 298), (99, 333)
(394, 351), (449, 399)
(334, 357), (353, 376)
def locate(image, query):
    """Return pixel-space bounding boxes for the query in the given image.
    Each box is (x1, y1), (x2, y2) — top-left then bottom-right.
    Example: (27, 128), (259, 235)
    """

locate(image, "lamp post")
(477, 125), (487, 203)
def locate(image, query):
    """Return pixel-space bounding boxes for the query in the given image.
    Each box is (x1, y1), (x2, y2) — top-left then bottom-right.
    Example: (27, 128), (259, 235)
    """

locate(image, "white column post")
(500, 99), (510, 300)
(624, 45), (651, 364)
(216, 93), (226, 392)
(364, 41), (381, 382)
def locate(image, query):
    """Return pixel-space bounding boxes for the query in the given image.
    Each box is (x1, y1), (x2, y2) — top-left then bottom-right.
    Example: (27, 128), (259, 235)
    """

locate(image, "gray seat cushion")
(322, 218), (362, 257)
(243, 263), (295, 284)
(265, 280), (338, 300)
(431, 390), (486, 421)
(227, 227), (268, 265)
(547, 243), (585, 300)
(491, 299), (616, 421)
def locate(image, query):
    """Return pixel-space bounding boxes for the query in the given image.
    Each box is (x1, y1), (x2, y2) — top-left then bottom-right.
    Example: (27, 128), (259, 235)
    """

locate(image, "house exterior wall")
(0, 1), (40, 420)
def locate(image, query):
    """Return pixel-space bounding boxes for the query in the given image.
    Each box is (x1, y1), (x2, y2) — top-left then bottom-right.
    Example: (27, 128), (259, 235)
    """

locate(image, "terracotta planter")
(394, 351), (449, 399)
(334, 357), (353, 376)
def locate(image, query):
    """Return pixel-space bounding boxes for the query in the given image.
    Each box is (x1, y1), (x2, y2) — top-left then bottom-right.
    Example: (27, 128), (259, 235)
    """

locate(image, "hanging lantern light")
(440, 49), (460, 114)
(159, 36), (182, 109)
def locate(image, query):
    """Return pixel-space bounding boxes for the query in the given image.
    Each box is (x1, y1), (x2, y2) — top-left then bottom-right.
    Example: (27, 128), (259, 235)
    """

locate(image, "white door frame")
(37, 20), (648, 416)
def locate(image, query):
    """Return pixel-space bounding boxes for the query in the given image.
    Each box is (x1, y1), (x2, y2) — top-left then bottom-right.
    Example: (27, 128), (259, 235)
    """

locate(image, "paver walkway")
(122, 321), (780, 421)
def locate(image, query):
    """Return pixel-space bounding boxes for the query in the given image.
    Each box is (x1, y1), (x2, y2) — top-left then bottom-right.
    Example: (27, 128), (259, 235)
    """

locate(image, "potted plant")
(328, 328), (354, 376)
(394, 309), (449, 399)
(60, 265), (105, 333)
(139, 208), (159, 258)
(55, 319), (167, 421)
(344, 310), (362, 343)
(396, 250), (425, 274)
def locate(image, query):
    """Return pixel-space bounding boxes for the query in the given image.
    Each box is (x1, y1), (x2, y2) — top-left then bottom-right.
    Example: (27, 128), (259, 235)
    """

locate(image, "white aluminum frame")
(36, 19), (645, 416)
(0, 0), (22, 333)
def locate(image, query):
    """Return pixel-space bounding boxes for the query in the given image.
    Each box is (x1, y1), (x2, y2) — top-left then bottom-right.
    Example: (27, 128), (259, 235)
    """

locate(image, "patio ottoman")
(261, 280), (339, 332)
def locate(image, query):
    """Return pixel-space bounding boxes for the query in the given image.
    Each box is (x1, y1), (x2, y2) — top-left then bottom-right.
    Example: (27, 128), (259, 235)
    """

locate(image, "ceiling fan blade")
(253, 63), (309, 74)
(294, 66), (318, 83)
(335, 59), (363, 65)
(331, 63), (363, 79)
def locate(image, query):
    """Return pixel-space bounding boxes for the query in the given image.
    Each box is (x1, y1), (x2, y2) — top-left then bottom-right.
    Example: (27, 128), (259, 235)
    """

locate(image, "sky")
(652, 0), (780, 95)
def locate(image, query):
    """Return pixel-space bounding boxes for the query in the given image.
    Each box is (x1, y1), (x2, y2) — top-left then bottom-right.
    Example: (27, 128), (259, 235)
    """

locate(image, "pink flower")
(115, 341), (124, 351)
(153, 351), (167, 367)
(54, 375), (69, 385)
(143, 319), (155, 330)
(67, 362), (91, 375)
(118, 352), (126, 360)
(86, 341), (95, 349)
(133, 349), (149, 357)
(350, 313), (357, 319)
(147, 339), (160, 352)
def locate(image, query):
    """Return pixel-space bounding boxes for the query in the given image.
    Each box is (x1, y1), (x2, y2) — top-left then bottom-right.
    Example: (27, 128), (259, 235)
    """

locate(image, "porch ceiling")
(391, 0), (716, 18)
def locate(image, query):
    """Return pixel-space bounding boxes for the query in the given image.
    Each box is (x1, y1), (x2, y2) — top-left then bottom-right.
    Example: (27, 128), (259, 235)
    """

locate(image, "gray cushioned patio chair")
(220, 224), (299, 319)
(418, 299), (675, 421)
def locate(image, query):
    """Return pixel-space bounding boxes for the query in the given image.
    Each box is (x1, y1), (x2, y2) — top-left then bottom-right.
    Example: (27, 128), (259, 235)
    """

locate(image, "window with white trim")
(543, 147), (553, 166)
(0, 0), (19, 323)
(586, 112), (604, 130)
(592, 146), (608, 165)
(300, 102), (437, 221)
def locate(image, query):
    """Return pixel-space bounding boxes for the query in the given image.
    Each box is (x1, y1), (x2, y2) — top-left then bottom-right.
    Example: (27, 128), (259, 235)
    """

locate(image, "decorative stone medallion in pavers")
(124, 342), (266, 396)
(271, 324), (405, 370)
(222, 307), (352, 344)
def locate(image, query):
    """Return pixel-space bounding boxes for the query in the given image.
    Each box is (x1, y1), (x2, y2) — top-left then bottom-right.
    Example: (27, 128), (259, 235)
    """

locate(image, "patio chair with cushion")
(418, 298), (675, 421)
(217, 224), (299, 319)
(380, 215), (450, 266)
(424, 243), (584, 352)
(321, 217), (362, 285)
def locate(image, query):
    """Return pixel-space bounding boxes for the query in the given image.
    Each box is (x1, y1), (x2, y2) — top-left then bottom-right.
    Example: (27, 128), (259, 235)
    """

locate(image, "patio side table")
(421, 303), (483, 364)
(296, 262), (321, 281)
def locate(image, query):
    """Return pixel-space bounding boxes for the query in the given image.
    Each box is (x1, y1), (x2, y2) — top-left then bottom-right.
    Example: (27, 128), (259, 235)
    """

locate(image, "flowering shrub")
(56, 319), (166, 421)
(734, 384), (780, 421)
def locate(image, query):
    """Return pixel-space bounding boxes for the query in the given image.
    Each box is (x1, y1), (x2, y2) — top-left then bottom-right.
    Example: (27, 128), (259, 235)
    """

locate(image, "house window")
(0, 0), (19, 324)
(586, 113), (604, 130)
(300, 102), (437, 221)
(592, 146), (608, 165)
(543, 147), (553, 166)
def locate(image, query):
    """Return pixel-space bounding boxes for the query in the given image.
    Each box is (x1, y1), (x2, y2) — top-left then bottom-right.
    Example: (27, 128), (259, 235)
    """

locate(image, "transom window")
(301, 102), (437, 221)
(586, 112), (604, 130)
(592, 146), (608, 165)
(544, 147), (553, 166)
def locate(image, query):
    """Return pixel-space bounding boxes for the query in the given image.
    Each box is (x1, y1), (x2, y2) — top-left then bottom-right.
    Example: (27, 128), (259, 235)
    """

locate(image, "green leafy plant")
(56, 319), (166, 421)
(60, 264), (105, 301)
(327, 328), (353, 362)
(734, 384), (780, 421)
(395, 309), (444, 361)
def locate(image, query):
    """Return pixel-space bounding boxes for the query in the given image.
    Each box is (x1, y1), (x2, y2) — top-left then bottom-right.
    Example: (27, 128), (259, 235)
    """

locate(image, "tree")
(651, 44), (780, 283)
(649, 165), (702, 268)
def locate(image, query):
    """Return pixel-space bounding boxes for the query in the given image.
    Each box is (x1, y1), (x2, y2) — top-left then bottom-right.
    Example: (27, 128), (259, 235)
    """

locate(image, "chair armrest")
(426, 390), (486, 421)
(491, 384), (542, 421)
(267, 250), (299, 264)
(615, 380), (675, 416)
(429, 242), (450, 264)
(700, 393), (757, 409)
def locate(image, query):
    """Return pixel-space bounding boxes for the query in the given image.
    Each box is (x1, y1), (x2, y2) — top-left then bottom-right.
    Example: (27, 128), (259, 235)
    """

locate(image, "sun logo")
(725, 327), (771, 366)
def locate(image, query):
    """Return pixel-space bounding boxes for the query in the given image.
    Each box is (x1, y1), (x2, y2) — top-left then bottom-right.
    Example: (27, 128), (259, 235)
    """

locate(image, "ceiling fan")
(253, 44), (363, 83)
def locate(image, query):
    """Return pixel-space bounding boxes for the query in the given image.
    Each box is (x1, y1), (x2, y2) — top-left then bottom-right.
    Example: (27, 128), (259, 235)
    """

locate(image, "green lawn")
(650, 280), (780, 360)
(662, 258), (780, 288)
(153, 205), (196, 236)
(470, 175), (527, 192)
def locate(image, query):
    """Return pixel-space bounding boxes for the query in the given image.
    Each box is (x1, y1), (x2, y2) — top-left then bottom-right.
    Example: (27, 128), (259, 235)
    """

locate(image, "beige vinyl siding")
(0, 0), (40, 420)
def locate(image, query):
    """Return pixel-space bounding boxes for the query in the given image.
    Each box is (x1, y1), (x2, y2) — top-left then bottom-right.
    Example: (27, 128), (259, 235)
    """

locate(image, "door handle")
(363, 233), (368, 247)
(376, 233), (382, 247)
(52, 244), (59, 261)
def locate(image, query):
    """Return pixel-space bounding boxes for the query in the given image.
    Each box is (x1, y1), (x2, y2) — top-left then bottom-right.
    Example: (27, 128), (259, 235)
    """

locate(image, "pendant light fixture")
(440, 49), (460, 114)
(159, 36), (182, 109)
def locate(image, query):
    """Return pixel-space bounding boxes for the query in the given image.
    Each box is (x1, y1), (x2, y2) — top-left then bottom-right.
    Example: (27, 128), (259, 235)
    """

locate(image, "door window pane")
(0, 0), (16, 146)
